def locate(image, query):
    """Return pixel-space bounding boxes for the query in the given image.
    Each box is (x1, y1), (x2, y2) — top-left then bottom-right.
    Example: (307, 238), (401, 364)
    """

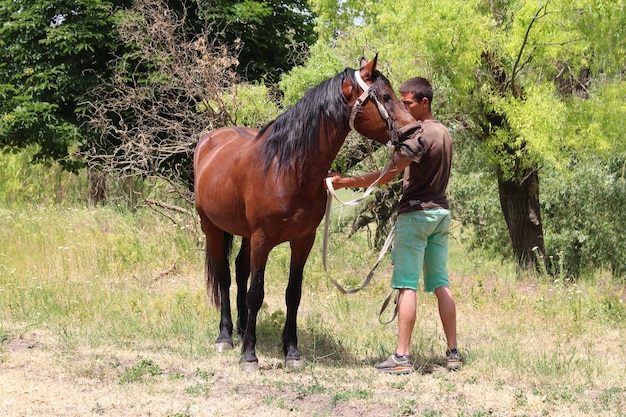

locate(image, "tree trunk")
(87, 168), (107, 206)
(497, 168), (545, 270)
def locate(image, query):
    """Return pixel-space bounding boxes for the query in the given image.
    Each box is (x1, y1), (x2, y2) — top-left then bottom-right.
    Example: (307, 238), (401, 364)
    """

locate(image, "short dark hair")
(400, 77), (433, 106)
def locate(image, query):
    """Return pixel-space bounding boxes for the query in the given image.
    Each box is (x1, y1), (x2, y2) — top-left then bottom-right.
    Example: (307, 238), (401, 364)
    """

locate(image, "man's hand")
(325, 172), (346, 190)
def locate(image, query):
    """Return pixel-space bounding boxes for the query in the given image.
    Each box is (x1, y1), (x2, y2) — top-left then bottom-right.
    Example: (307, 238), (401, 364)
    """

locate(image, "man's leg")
(396, 288), (417, 356)
(434, 285), (456, 350)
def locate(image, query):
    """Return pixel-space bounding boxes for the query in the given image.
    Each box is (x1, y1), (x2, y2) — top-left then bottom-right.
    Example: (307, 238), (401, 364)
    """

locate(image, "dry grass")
(1, 206), (625, 417)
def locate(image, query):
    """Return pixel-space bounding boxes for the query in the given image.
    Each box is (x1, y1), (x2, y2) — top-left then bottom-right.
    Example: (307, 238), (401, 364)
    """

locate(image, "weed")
(92, 403), (105, 415)
(422, 409), (442, 417)
(389, 378), (410, 389)
(0, 327), (9, 343)
(295, 377), (328, 396)
(165, 405), (192, 417)
(118, 357), (162, 384)
(330, 388), (371, 406)
(193, 367), (213, 380)
(262, 394), (276, 405)
(184, 382), (211, 397)
(596, 387), (625, 412)
(395, 399), (418, 416)
(514, 389), (528, 406)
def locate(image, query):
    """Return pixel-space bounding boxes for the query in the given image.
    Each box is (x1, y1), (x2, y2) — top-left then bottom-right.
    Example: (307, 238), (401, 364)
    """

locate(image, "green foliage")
(0, 0), (132, 169)
(326, 0), (626, 172)
(0, 147), (87, 207)
(565, 81), (626, 157)
(0, 0), (314, 183)
(226, 83), (281, 127)
(449, 153), (626, 279)
(303, 0), (626, 274)
(198, 0), (317, 83)
(448, 171), (511, 259)
(279, 42), (345, 106)
(541, 155), (626, 279)
(308, 0), (372, 42)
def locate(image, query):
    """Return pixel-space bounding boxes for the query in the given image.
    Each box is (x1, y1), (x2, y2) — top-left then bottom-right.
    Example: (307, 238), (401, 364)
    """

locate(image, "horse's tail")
(205, 232), (234, 307)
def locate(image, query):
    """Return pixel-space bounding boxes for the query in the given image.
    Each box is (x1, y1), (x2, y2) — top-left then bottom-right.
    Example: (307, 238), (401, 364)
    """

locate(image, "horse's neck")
(312, 127), (350, 176)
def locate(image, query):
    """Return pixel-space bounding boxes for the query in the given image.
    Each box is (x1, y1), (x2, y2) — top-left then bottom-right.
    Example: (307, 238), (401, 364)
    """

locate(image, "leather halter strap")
(349, 70), (391, 131)
(349, 70), (422, 150)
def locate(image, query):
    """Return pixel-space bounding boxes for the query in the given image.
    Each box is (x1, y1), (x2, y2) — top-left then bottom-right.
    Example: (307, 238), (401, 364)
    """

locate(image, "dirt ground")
(3, 330), (624, 417)
(1, 334), (397, 417)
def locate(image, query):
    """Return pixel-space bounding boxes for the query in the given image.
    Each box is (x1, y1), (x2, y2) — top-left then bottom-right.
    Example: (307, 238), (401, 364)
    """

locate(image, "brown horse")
(193, 55), (425, 370)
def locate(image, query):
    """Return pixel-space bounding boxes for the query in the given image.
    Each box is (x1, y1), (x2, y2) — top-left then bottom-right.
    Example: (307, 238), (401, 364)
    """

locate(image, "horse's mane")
(258, 68), (357, 175)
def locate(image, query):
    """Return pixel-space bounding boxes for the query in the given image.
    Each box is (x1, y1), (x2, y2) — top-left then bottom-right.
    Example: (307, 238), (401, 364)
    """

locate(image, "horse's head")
(343, 55), (425, 160)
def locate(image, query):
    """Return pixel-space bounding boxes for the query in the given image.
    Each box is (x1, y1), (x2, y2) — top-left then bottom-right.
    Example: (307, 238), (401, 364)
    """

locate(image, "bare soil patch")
(2, 329), (624, 417)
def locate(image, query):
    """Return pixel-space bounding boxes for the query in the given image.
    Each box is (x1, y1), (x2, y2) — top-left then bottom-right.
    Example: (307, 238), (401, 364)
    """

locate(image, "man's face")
(401, 92), (428, 121)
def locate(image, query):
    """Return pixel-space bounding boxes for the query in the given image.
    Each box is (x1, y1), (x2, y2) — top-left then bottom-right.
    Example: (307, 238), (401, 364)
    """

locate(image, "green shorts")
(390, 208), (451, 292)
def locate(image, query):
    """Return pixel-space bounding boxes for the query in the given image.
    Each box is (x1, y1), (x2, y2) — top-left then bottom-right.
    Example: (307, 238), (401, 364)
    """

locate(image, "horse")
(193, 55), (425, 371)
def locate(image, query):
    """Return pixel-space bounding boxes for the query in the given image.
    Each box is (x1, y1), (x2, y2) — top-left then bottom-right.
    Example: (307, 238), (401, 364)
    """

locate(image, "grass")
(0, 202), (625, 416)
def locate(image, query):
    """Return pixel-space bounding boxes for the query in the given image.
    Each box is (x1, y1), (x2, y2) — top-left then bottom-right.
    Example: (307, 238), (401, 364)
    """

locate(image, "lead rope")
(322, 153), (397, 294)
(326, 68), (400, 315)
(378, 288), (399, 324)
(324, 150), (395, 207)
(322, 191), (395, 294)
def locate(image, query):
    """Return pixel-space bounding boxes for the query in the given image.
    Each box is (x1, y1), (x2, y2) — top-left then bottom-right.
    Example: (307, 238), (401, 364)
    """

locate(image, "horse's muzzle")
(394, 123), (426, 160)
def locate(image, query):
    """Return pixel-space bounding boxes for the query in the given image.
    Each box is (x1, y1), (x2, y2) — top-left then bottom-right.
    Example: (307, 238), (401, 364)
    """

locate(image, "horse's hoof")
(215, 340), (234, 352)
(285, 357), (305, 370)
(240, 359), (259, 372)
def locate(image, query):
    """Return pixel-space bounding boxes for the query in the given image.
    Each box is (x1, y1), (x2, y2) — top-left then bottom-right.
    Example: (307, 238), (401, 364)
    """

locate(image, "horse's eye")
(382, 91), (392, 102)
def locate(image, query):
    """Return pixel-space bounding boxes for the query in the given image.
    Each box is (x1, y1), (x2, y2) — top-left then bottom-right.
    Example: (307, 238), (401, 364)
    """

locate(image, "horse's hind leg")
(283, 235), (316, 369)
(234, 237), (251, 337)
(201, 217), (235, 352)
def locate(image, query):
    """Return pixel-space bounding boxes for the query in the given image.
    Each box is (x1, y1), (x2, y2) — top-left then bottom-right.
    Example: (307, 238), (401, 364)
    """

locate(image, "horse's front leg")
(234, 237), (251, 337)
(283, 234), (316, 369)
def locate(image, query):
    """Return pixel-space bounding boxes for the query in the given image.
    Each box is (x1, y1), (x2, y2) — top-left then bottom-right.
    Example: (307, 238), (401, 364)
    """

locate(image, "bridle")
(348, 69), (422, 152)
(322, 69), (424, 296)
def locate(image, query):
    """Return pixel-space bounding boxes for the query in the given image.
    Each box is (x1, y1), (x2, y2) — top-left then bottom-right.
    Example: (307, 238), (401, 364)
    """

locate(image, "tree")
(0, 0), (309, 205)
(197, 0), (317, 83)
(0, 0), (136, 204)
(0, 0), (132, 170)
(82, 0), (281, 204)
(306, 0), (626, 271)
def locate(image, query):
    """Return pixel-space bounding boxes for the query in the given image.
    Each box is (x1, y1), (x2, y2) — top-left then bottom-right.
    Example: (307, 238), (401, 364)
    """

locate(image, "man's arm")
(327, 153), (412, 190)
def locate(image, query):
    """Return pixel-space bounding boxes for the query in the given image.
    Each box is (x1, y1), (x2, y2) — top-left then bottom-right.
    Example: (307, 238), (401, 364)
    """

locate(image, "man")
(328, 77), (461, 373)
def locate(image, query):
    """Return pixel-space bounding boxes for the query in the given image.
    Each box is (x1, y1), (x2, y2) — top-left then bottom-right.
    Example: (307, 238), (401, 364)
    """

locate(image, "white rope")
(322, 158), (397, 294)
(325, 165), (384, 206)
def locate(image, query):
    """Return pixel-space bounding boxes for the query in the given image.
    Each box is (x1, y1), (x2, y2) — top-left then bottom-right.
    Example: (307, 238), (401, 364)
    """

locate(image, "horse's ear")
(359, 53), (378, 82)
(359, 53), (378, 70)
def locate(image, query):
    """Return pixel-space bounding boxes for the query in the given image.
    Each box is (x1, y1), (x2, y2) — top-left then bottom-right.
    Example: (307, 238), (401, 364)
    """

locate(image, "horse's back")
(194, 126), (259, 191)
(194, 127), (258, 165)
